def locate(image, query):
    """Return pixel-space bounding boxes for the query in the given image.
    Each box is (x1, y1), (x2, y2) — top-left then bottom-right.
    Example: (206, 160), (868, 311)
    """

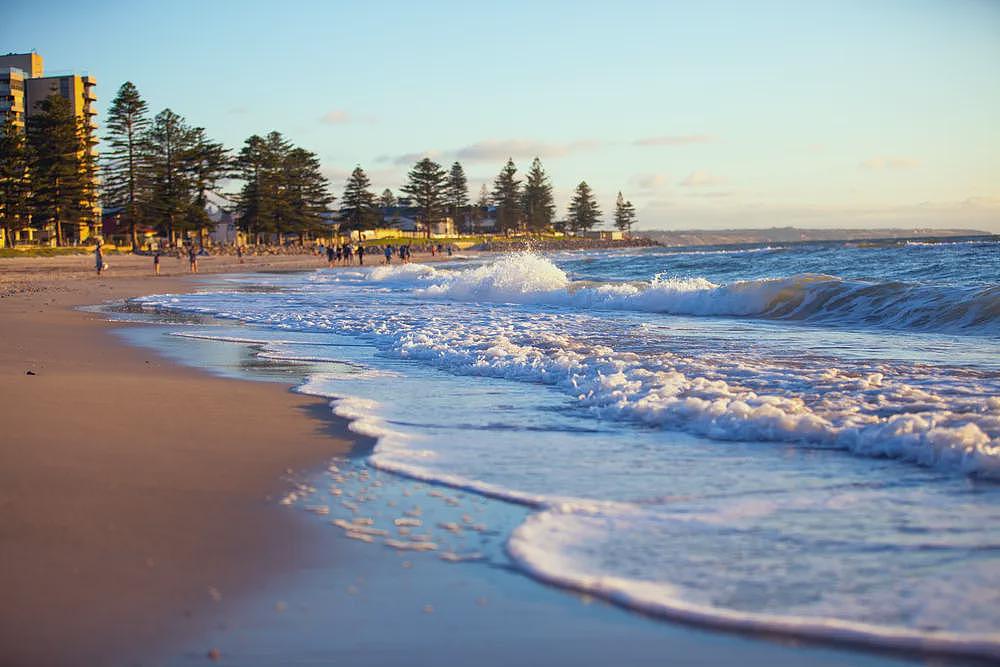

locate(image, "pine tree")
(613, 192), (637, 234)
(101, 82), (151, 249)
(522, 157), (555, 232)
(341, 165), (376, 230)
(144, 109), (201, 244)
(566, 181), (601, 233)
(491, 158), (522, 233)
(232, 132), (331, 244)
(183, 127), (229, 242)
(261, 131), (295, 241)
(233, 134), (269, 243)
(0, 122), (33, 246)
(283, 146), (334, 241)
(473, 183), (490, 231)
(446, 161), (468, 230)
(624, 200), (636, 233)
(400, 157), (447, 239)
(379, 188), (397, 209)
(26, 95), (93, 246)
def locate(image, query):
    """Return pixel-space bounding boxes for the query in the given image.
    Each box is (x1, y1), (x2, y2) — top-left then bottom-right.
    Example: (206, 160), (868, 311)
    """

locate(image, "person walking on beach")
(326, 244), (336, 267)
(236, 244), (244, 264)
(153, 250), (161, 276)
(344, 243), (353, 265)
(188, 244), (199, 273)
(384, 245), (392, 265)
(94, 242), (104, 276)
(357, 244), (365, 266)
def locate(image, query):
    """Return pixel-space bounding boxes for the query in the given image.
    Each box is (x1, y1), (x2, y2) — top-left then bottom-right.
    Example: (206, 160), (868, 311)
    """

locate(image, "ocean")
(132, 237), (999, 660)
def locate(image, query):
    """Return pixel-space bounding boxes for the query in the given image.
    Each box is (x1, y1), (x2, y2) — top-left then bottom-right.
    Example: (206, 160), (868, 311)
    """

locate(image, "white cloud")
(680, 170), (726, 187)
(377, 150), (443, 167)
(630, 173), (672, 191)
(320, 109), (376, 125)
(633, 134), (714, 147)
(320, 109), (352, 124)
(454, 139), (601, 162)
(378, 138), (601, 167)
(860, 156), (921, 170)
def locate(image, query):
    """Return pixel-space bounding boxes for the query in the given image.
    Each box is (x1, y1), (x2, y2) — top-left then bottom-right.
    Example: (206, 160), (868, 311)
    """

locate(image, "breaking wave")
(368, 253), (999, 335)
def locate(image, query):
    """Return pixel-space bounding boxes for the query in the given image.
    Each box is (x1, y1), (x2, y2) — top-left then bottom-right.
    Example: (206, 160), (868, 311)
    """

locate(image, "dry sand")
(0, 253), (361, 666)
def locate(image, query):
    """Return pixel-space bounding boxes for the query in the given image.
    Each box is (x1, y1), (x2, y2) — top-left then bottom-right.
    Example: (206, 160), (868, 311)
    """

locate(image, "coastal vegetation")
(0, 96), (97, 247)
(0, 79), (641, 249)
(566, 181), (601, 232)
(231, 131), (332, 245)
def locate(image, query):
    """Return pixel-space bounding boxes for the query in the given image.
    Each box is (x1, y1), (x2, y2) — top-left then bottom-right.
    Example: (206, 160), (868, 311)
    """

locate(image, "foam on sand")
(508, 506), (1000, 661)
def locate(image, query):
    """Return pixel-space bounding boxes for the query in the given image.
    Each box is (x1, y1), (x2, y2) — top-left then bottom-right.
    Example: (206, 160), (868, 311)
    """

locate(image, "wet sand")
(0, 254), (361, 666)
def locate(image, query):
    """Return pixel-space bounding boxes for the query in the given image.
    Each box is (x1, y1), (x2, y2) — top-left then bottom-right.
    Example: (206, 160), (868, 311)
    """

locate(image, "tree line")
(351, 155), (637, 236)
(100, 82), (332, 248)
(0, 95), (98, 246)
(0, 80), (637, 248)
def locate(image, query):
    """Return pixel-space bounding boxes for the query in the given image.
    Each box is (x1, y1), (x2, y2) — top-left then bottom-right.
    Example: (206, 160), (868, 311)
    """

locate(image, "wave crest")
(377, 254), (998, 335)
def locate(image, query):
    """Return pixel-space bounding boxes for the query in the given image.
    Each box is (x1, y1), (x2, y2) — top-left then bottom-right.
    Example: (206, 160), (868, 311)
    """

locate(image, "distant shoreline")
(635, 227), (996, 248)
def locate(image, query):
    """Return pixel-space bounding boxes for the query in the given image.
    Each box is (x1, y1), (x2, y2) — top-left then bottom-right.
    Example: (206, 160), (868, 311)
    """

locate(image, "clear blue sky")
(5, 0), (999, 230)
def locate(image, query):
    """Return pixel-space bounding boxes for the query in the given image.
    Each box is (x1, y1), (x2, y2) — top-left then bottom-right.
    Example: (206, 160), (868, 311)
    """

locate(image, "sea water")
(134, 238), (1000, 659)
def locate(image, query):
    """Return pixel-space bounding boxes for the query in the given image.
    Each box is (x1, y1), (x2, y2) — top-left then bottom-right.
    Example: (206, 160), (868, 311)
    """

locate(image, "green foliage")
(283, 146), (334, 236)
(101, 81), (151, 248)
(476, 183), (490, 208)
(522, 157), (555, 232)
(613, 191), (636, 233)
(379, 188), (397, 209)
(233, 131), (332, 242)
(184, 128), (229, 235)
(143, 109), (201, 242)
(341, 165), (377, 230)
(567, 181), (601, 232)
(491, 158), (522, 233)
(400, 157), (448, 238)
(26, 95), (95, 246)
(446, 161), (469, 229)
(0, 122), (33, 246)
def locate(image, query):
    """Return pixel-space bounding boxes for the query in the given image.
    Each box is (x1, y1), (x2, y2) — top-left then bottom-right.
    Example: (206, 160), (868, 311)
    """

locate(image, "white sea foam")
(139, 261), (1000, 478)
(354, 253), (999, 335)
(507, 507), (1000, 661)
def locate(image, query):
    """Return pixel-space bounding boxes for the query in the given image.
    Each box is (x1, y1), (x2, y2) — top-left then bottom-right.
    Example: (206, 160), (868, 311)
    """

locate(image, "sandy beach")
(0, 253), (364, 666)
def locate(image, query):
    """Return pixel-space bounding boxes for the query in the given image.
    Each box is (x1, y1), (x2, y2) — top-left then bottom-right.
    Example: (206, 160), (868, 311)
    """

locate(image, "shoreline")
(0, 252), (971, 666)
(0, 257), (366, 666)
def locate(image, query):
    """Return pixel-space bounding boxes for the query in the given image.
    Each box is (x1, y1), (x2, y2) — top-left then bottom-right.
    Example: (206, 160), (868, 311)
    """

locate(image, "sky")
(4, 0), (999, 231)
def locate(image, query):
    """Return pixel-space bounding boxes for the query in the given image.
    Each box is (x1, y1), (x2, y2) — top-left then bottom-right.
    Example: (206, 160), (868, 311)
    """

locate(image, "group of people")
(318, 242), (414, 267)
(150, 244), (203, 275)
(91, 238), (457, 278)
